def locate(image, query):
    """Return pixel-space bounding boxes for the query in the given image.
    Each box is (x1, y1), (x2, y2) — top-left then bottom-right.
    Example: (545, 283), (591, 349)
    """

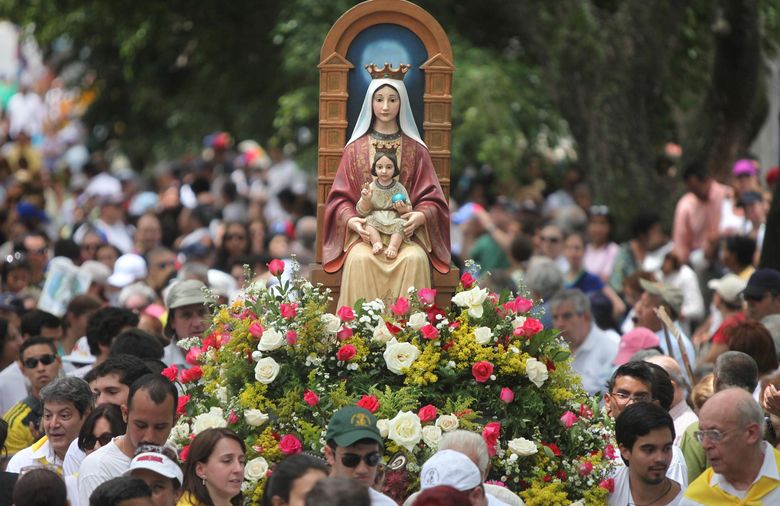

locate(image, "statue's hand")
(361, 184), (373, 200)
(394, 201), (412, 214)
(401, 211), (425, 238)
(348, 217), (370, 243)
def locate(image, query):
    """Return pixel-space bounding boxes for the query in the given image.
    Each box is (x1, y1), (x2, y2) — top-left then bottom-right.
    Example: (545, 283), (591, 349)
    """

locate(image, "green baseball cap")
(325, 406), (383, 447)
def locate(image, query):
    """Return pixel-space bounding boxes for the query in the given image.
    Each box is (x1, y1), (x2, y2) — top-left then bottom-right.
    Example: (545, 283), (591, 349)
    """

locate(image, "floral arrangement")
(166, 260), (617, 505)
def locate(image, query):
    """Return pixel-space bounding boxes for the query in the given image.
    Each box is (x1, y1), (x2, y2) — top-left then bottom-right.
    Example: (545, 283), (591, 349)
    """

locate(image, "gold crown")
(365, 63), (410, 80)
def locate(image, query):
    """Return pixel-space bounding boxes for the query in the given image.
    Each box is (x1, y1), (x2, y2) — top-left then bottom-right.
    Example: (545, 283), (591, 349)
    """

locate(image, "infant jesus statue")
(356, 151), (412, 259)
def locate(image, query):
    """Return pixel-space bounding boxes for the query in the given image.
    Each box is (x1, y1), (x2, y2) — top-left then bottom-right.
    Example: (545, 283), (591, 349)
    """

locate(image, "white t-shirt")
(369, 487), (398, 506)
(611, 445), (688, 489)
(78, 437), (131, 506)
(63, 437), (87, 477)
(609, 466), (683, 505)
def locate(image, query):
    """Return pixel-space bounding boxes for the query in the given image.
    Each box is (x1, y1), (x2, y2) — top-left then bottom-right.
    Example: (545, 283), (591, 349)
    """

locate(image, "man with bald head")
(681, 388), (780, 505)
(645, 355), (698, 446)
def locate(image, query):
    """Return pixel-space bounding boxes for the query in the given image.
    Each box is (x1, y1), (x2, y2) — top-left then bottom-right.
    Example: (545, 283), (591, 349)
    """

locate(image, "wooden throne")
(310, 0), (459, 310)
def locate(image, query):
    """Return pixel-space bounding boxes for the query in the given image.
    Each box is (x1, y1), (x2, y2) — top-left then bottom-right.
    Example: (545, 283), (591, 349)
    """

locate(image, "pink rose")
(285, 330), (298, 345)
(161, 365), (178, 382)
(504, 297), (533, 314)
(420, 324), (439, 340)
(471, 361), (494, 383)
(267, 259), (285, 276)
(279, 435), (302, 455)
(513, 317), (544, 338)
(185, 346), (203, 366)
(560, 411), (578, 428)
(578, 461), (593, 476)
(418, 288), (437, 305)
(579, 403), (593, 419)
(280, 303), (298, 320)
(418, 404), (437, 422)
(460, 272), (475, 289)
(599, 478), (615, 493)
(390, 297), (410, 316)
(303, 390), (320, 406)
(180, 366), (203, 384)
(249, 322), (264, 339)
(482, 422), (501, 456)
(357, 395), (379, 413)
(499, 387), (515, 404)
(228, 410), (239, 425)
(336, 344), (357, 362)
(337, 306), (355, 322)
(337, 326), (353, 340)
(603, 444), (617, 460)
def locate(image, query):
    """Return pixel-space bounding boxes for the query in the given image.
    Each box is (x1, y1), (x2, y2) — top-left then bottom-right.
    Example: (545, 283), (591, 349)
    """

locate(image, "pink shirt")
(583, 242), (619, 282)
(672, 181), (733, 263)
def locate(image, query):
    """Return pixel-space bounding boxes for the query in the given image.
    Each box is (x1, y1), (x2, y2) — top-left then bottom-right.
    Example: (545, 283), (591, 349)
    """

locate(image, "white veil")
(346, 77), (426, 148)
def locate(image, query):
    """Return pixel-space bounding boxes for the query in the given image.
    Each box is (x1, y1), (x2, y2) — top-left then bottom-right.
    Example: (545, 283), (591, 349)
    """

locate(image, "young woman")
(178, 428), (246, 506)
(260, 453), (328, 506)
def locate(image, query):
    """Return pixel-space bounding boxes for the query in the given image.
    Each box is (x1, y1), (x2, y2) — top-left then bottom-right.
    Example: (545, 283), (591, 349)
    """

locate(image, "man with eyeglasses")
(681, 388), (780, 505)
(323, 405), (396, 506)
(1, 336), (61, 457)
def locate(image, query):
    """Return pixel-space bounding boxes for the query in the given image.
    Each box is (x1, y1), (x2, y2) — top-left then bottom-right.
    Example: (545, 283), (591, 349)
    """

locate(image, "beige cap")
(707, 273), (747, 306)
(165, 279), (208, 310)
(639, 278), (683, 315)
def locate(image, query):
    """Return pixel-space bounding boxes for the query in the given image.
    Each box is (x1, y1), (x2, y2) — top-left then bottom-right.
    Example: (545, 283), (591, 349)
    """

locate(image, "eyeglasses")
(340, 451), (381, 468)
(610, 391), (652, 404)
(540, 235), (561, 243)
(84, 432), (114, 450)
(693, 428), (738, 443)
(589, 205), (610, 216)
(22, 354), (57, 369)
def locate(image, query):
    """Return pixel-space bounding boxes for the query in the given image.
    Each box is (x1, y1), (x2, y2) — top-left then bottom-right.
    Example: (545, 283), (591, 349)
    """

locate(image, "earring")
(202, 477), (207, 486)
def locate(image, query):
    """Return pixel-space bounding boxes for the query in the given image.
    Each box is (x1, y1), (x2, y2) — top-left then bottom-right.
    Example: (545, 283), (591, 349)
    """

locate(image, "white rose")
(192, 407), (227, 434)
(257, 327), (285, 351)
(474, 327), (493, 345)
(372, 323), (394, 344)
(254, 357), (280, 384)
(167, 421), (190, 444)
(525, 357), (549, 388)
(244, 409), (269, 427)
(244, 457), (269, 481)
(508, 437), (538, 456)
(435, 414), (459, 432)
(451, 287), (489, 318)
(388, 411), (422, 451)
(383, 340), (420, 375)
(421, 425), (442, 448)
(321, 313), (341, 334)
(512, 316), (527, 329)
(408, 312), (428, 330)
(377, 419), (390, 438)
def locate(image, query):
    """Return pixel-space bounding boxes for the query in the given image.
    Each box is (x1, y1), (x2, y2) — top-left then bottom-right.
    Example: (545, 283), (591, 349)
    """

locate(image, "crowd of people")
(1, 71), (780, 506)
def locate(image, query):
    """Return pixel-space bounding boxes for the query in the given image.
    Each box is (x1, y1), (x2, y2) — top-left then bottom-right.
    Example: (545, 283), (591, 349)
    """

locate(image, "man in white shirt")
(646, 355), (698, 446)
(551, 289), (619, 395)
(78, 373), (177, 505)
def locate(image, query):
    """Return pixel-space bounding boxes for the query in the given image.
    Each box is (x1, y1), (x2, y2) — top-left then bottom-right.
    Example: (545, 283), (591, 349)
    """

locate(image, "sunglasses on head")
(340, 451), (381, 468)
(84, 432), (114, 450)
(23, 354), (56, 369)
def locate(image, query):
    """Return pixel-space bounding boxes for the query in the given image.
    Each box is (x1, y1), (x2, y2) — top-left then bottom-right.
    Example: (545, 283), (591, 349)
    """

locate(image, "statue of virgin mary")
(322, 64), (450, 307)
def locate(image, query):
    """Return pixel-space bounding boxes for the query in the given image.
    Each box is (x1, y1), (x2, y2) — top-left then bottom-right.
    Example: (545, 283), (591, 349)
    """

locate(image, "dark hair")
(714, 351), (759, 393)
(215, 221), (251, 272)
(41, 376), (94, 417)
(414, 485), (472, 506)
(0, 318), (10, 350)
(370, 150), (400, 178)
(86, 307), (139, 356)
(615, 402), (675, 464)
(53, 238), (81, 262)
(66, 294), (103, 318)
(0, 418), (7, 452)
(110, 329), (164, 360)
(12, 468), (68, 506)
(20, 309), (61, 338)
(646, 362), (674, 411)
(260, 454), (329, 506)
(727, 321), (779, 376)
(20, 335), (57, 357)
(509, 233), (534, 264)
(682, 161), (708, 181)
(304, 477), (370, 506)
(588, 291), (618, 333)
(127, 373), (178, 417)
(606, 361), (654, 393)
(182, 428), (246, 506)
(1, 252), (29, 283)
(78, 403), (127, 452)
(725, 235), (757, 269)
(93, 354), (152, 387)
(630, 214), (660, 239)
(89, 476), (152, 506)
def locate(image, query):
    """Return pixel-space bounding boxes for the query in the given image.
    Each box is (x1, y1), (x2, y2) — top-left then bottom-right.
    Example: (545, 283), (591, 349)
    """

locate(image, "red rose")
(385, 321), (402, 335)
(418, 404), (437, 422)
(426, 306), (446, 323)
(179, 444), (191, 462)
(487, 292), (499, 305)
(357, 395), (380, 413)
(578, 461), (593, 476)
(336, 344), (357, 362)
(337, 326), (353, 340)
(228, 410), (239, 424)
(599, 478), (615, 493)
(279, 434), (302, 455)
(543, 442), (561, 456)
(185, 347), (203, 366)
(418, 288), (437, 305)
(337, 306), (355, 322)
(460, 272), (475, 289)
(420, 324), (439, 340)
(390, 297), (410, 316)
(560, 411), (578, 428)
(556, 469), (567, 481)
(521, 317), (544, 337)
(280, 303), (298, 320)
(603, 444), (617, 460)
(176, 394), (191, 416)
(267, 259), (285, 277)
(499, 387), (515, 404)
(504, 297), (533, 314)
(303, 390), (320, 406)
(471, 361), (494, 383)
(482, 422), (501, 456)
(285, 330), (298, 345)
(180, 366), (203, 384)
(579, 403), (593, 419)
(161, 365), (178, 382)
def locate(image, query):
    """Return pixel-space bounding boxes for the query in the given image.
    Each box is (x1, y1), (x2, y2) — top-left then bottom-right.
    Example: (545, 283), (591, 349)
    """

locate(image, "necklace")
(369, 129), (401, 141)
(375, 179), (395, 190)
(628, 477), (672, 506)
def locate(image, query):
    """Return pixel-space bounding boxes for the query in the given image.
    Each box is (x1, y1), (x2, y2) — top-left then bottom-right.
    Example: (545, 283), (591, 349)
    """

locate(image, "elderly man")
(645, 355), (698, 446)
(551, 289), (619, 395)
(163, 279), (209, 368)
(681, 388), (780, 504)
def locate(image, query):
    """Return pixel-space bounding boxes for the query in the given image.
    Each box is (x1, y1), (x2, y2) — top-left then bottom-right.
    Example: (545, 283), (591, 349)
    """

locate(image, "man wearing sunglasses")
(323, 406), (396, 506)
(1, 336), (61, 457)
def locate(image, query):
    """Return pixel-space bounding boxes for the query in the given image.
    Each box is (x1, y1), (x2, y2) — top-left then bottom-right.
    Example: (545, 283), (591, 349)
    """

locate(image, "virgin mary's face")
(372, 85), (400, 127)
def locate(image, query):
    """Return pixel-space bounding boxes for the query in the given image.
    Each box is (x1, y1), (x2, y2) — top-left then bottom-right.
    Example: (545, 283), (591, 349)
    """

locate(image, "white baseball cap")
(108, 254), (148, 288)
(420, 449), (482, 491)
(61, 336), (96, 365)
(707, 273), (748, 306)
(126, 450), (183, 487)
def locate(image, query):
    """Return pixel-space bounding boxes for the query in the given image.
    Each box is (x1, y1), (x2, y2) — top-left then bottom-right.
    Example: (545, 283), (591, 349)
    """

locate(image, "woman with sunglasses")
(178, 428), (246, 506)
(260, 453), (328, 506)
(77, 403), (127, 455)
